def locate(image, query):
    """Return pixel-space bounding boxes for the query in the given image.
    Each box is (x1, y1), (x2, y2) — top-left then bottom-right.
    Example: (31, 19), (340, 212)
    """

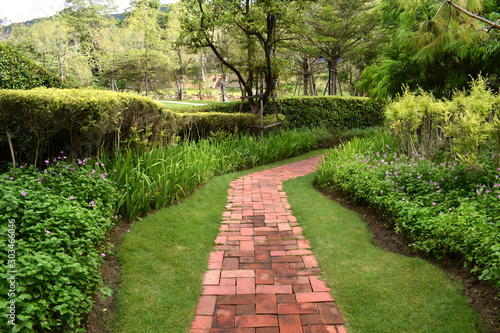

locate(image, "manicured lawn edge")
(283, 174), (484, 332)
(114, 150), (327, 332)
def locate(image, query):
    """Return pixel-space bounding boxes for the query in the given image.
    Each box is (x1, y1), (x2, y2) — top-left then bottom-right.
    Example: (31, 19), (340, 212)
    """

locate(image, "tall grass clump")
(99, 128), (325, 221)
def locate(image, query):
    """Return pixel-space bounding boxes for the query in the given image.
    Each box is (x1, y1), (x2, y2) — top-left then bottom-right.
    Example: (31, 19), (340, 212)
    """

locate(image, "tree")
(358, 0), (500, 99)
(299, 0), (382, 96)
(59, 0), (117, 76)
(120, 0), (168, 95)
(182, 0), (305, 114)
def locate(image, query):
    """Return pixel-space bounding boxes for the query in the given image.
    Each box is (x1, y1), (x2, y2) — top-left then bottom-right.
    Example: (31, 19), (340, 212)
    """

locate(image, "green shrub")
(0, 89), (258, 170)
(173, 96), (386, 130)
(316, 130), (500, 286)
(0, 43), (72, 90)
(0, 157), (119, 332)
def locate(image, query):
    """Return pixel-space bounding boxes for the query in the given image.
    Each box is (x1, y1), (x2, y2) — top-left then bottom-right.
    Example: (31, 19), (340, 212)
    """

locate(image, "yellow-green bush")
(0, 89), (257, 170)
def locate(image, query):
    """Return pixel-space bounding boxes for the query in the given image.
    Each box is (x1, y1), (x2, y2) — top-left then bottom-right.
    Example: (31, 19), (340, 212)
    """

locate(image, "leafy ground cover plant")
(316, 128), (500, 286)
(0, 155), (119, 332)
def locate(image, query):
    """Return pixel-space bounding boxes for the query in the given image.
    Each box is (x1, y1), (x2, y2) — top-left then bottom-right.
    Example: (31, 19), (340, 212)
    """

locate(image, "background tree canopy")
(0, 0), (498, 100)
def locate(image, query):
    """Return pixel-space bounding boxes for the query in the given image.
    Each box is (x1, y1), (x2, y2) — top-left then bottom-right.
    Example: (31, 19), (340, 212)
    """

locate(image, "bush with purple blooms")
(316, 129), (500, 287)
(0, 155), (119, 332)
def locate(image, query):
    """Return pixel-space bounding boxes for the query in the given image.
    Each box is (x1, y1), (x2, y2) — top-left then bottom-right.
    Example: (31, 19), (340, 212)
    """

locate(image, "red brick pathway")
(190, 156), (347, 333)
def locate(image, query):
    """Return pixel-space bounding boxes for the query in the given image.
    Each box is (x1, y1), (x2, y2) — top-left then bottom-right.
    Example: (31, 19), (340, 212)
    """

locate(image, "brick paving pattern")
(191, 156), (347, 333)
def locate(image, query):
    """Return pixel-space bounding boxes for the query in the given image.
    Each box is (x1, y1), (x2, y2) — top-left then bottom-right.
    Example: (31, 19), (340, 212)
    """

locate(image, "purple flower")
(21, 190), (26, 197)
(380, 190), (383, 194)
(127, 229), (130, 232)
(9, 177), (13, 180)
(45, 230), (51, 234)
(70, 196), (75, 200)
(432, 202), (436, 206)
(45, 160), (49, 164)
(90, 200), (95, 207)
(101, 253), (106, 257)
(60, 151), (64, 154)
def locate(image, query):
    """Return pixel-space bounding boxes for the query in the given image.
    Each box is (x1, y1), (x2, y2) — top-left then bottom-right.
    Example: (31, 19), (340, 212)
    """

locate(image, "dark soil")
(84, 218), (130, 333)
(320, 187), (500, 333)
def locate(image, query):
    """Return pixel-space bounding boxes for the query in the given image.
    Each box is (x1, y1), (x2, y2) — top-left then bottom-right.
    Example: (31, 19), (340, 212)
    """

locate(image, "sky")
(1, 0), (176, 25)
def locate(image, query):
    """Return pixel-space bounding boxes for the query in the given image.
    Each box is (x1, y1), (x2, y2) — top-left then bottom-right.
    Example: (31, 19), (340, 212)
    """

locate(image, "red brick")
(221, 270), (255, 278)
(272, 263), (290, 276)
(191, 315), (212, 329)
(256, 328), (279, 333)
(241, 263), (272, 270)
(318, 303), (344, 325)
(213, 305), (236, 329)
(195, 296), (217, 316)
(278, 303), (318, 315)
(220, 278), (236, 286)
(256, 269), (274, 284)
(256, 284), (292, 294)
(277, 223), (292, 231)
(271, 256), (303, 263)
(226, 251), (256, 257)
(300, 314), (323, 325)
(270, 250), (286, 256)
(237, 277), (256, 295)
(297, 239), (310, 249)
(302, 256), (319, 268)
(286, 250), (313, 256)
(241, 228), (254, 236)
(291, 268), (321, 276)
(240, 240), (255, 252)
(240, 256), (256, 263)
(275, 276), (309, 285)
(278, 314), (302, 333)
(235, 315), (278, 328)
(276, 294), (296, 303)
(289, 262), (306, 269)
(295, 292), (334, 303)
(255, 251), (270, 262)
(203, 285), (236, 295)
(217, 294), (256, 305)
(256, 294), (277, 314)
(309, 276), (330, 292)
(203, 270), (220, 285)
(293, 285), (312, 293)
(236, 304), (256, 316)
(229, 236), (254, 241)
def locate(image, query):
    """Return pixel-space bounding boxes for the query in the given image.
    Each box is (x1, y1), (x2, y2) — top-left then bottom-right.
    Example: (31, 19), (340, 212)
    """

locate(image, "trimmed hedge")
(0, 43), (72, 90)
(0, 89), (258, 169)
(172, 96), (386, 130)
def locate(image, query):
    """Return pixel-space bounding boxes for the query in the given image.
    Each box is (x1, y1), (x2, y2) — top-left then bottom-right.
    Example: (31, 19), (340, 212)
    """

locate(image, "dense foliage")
(0, 157), (119, 332)
(0, 89), (258, 169)
(359, 0), (500, 98)
(0, 43), (71, 90)
(172, 96), (386, 130)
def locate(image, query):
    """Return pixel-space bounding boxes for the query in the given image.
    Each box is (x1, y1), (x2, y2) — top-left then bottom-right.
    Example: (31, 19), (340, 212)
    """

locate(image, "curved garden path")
(190, 156), (347, 333)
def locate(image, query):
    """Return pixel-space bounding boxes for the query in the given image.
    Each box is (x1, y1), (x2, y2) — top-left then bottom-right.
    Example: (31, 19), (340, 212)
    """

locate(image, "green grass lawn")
(114, 152), (483, 332)
(160, 100), (222, 109)
(284, 174), (484, 333)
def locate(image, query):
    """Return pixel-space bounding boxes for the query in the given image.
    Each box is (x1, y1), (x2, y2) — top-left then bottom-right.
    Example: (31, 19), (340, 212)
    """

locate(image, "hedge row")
(174, 96), (386, 130)
(0, 43), (72, 90)
(0, 88), (257, 169)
